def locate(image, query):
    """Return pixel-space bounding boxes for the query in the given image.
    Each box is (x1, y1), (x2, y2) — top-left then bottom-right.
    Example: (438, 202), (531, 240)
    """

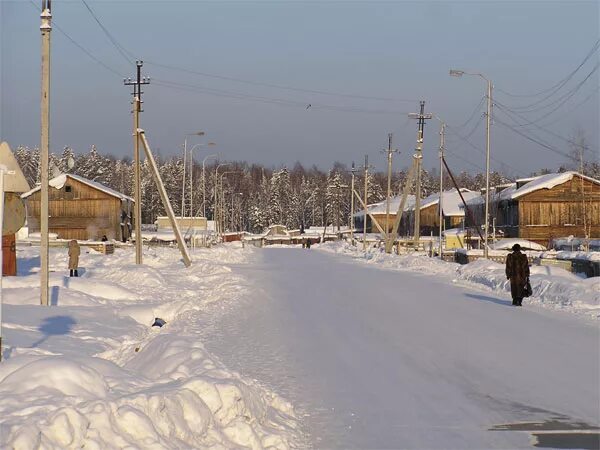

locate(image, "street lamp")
(182, 132), (205, 218)
(188, 142), (216, 218)
(450, 68), (492, 258)
(214, 164), (230, 232)
(218, 170), (237, 236)
(202, 153), (219, 218)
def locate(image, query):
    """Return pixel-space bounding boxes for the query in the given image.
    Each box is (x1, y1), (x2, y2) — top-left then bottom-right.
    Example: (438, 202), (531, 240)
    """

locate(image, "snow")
(199, 246), (600, 448)
(1, 244), (301, 449)
(317, 241), (600, 317)
(416, 188), (480, 216)
(21, 174), (133, 202)
(489, 238), (547, 251)
(352, 194), (416, 217)
(3, 241), (599, 448)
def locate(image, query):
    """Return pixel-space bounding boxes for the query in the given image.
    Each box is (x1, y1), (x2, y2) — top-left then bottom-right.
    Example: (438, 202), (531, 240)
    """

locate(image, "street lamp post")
(203, 153), (219, 218)
(214, 164), (230, 234)
(188, 142), (215, 218)
(450, 69), (492, 259)
(218, 171), (236, 236)
(182, 132), (204, 218)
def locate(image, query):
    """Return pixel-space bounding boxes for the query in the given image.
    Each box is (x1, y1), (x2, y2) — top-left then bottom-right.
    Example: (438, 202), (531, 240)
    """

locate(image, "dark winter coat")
(505, 250), (530, 299)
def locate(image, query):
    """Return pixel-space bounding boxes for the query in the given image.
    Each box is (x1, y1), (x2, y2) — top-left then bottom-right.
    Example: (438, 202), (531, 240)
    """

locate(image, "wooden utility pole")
(40, 0), (52, 306)
(409, 101), (431, 248)
(124, 61), (150, 264)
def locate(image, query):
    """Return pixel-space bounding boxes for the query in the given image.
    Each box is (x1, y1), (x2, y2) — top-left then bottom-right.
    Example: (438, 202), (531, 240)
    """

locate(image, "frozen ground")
(1, 244), (301, 449)
(1, 242), (598, 449)
(201, 245), (599, 448)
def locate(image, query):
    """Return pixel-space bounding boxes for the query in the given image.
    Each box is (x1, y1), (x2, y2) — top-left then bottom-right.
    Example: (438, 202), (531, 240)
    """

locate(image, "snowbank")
(1, 245), (301, 449)
(317, 241), (600, 318)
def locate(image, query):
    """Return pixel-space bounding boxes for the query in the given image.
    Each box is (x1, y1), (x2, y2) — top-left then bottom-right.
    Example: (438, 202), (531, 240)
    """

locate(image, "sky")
(1, 0), (598, 178)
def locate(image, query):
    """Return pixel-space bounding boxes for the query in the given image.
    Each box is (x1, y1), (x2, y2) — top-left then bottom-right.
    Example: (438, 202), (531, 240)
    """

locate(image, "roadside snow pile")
(317, 241), (600, 317)
(1, 244), (301, 449)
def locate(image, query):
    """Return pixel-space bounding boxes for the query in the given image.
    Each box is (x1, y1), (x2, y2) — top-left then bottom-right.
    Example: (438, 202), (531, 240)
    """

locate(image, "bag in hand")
(523, 277), (533, 298)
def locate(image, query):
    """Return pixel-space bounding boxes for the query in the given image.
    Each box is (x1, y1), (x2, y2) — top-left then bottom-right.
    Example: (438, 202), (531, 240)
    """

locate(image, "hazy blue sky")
(1, 0), (598, 177)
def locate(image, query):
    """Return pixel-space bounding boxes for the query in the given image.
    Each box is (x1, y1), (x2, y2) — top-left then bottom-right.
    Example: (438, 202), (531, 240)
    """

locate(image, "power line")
(153, 78), (411, 114)
(445, 124), (527, 177)
(28, 0), (124, 77)
(498, 64), (599, 128)
(146, 60), (417, 103)
(453, 96), (485, 130)
(496, 39), (599, 100)
(502, 63), (599, 115)
(494, 100), (599, 153)
(493, 115), (576, 162)
(80, 0), (135, 64)
(536, 86), (599, 128)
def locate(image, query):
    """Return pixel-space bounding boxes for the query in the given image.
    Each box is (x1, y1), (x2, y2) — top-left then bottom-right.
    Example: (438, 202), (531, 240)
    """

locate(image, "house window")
(65, 185), (72, 193)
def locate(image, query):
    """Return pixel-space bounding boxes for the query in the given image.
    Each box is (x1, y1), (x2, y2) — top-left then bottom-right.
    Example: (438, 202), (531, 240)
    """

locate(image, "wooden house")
(466, 171), (600, 247)
(22, 174), (133, 241)
(402, 189), (479, 237)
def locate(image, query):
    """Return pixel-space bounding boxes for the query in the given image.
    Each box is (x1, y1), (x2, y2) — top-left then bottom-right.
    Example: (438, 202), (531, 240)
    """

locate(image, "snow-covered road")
(200, 248), (599, 449)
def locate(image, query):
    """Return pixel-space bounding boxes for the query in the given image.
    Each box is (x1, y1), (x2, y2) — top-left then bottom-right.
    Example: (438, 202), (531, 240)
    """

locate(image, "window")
(65, 185), (72, 193)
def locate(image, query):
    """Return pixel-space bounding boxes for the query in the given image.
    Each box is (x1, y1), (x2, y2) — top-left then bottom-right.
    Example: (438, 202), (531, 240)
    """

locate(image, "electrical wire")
(445, 124), (527, 177)
(28, 0), (125, 77)
(496, 39), (599, 99)
(80, 0), (135, 64)
(493, 100), (599, 153)
(452, 96), (485, 130)
(493, 63), (598, 128)
(153, 78), (411, 115)
(535, 86), (599, 128)
(501, 63), (599, 115)
(146, 60), (417, 103)
(493, 115), (576, 162)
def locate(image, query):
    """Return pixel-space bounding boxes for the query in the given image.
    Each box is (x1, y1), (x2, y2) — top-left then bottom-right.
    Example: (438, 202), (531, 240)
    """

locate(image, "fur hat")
(512, 243), (521, 251)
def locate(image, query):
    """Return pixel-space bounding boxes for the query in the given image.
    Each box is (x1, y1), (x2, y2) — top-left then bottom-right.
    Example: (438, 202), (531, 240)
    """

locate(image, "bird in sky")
(306, 104), (311, 109)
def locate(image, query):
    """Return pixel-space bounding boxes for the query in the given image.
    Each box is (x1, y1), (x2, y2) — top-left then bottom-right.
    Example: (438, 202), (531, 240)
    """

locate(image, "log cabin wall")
(25, 177), (129, 240)
(517, 176), (600, 246)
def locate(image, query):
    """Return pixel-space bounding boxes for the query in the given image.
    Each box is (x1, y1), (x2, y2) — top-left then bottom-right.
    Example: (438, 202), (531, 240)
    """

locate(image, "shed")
(21, 174), (133, 241)
(467, 171), (600, 246)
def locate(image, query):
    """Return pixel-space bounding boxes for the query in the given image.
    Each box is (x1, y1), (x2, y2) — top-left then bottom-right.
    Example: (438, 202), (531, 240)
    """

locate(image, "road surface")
(199, 248), (599, 449)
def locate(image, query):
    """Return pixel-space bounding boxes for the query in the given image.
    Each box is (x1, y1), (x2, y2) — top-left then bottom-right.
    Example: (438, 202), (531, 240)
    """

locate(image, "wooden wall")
(518, 176), (600, 245)
(25, 177), (130, 240)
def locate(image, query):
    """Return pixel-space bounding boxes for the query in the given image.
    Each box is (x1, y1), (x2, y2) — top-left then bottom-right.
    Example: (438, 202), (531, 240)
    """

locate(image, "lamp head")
(449, 69), (465, 77)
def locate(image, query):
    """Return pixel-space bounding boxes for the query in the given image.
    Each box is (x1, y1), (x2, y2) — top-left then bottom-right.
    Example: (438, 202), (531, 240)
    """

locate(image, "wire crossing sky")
(1, 1), (598, 176)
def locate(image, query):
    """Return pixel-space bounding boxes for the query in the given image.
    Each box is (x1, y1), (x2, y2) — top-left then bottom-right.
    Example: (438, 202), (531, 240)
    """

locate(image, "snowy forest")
(14, 144), (600, 233)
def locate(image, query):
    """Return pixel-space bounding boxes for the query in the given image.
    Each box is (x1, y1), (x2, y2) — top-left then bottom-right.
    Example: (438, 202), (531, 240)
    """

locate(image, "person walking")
(68, 239), (80, 277)
(505, 243), (529, 306)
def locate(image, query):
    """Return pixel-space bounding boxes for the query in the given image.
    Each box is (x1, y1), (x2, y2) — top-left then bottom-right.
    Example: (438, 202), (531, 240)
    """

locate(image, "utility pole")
(438, 122), (445, 260)
(484, 79), (492, 258)
(124, 61), (150, 264)
(408, 101), (432, 248)
(350, 162), (356, 245)
(362, 155), (369, 251)
(40, 0), (51, 306)
(383, 133), (399, 240)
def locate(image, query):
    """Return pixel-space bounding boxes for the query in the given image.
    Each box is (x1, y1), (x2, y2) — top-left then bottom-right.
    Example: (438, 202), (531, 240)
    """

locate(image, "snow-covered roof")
(508, 171), (599, 200)
(468, 171), (600, 205)
(21, 174), (133, 202)
(353, 195), (416, 217)
(414, 188), (479, 216)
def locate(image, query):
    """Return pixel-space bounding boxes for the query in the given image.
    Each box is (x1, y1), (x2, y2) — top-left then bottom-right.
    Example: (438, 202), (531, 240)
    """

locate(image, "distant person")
(505, 243), (530, 306)
(68, 240), (80, 277)
(101, 235), (108, 242)
(306, 239), (311, 249)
